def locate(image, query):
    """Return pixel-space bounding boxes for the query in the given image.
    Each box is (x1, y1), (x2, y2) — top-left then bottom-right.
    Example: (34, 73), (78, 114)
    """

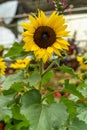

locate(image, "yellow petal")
(42, 53), (49, 63)
(53, 42), (63, 50)
(57, 38), (70, 46)
(20, 22), (31, 30)
(37, 10), (47, 26)
(31, 44), (39, 51)
(57, 31), (70, 37)
(55, 39), (69, 50)
(52, 47), (62, 56)
(54, 24), (67, 32)
(47, 11), (58, 26)
(29, 15), (38, 27)
(47, 47), (53, 53)
(23, 42), (33, 51)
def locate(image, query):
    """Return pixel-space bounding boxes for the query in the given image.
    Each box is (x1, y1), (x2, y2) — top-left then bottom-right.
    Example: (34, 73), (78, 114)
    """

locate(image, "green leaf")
(2, 71), (24, 90)
(10, 105), (29, 129)
(15, 121), (29, 130)
(47, 103), (69, 129)
(5, 122), (29, 130)
(21, 90), (68, 130)
(78, 87), (87, 97)
(3, 88), (16, 95)
(11, 105), (25, 120)
(0, 108), (11, 121)
(4, 104), (29, 130)
(77, 105), (87, 124)
(77, 82), (87, 89)
(59, 127), (67, 130)
(59, 65), (79, 78)
(11, 82), (24, 91)
(28, 71), (41, 86)
(77, 81), (87, 97)
(4, 42), (23, 58)
(0, 95), (12, 120)
(3, 82), (24, 96)
(21, 89), (41, 106)
(45, 91), (54, 104)
(21, 103), (68, 130)
(69, 118), (87, 130)
(60, 96), (76, 120)
(85, 79), (87, 85)
(42, 70), (54, 85)
(0, 95), (12, 108)
(64, 80), (83, 99)
(5, 124), (15, 130)
(22, 104), (50, 130)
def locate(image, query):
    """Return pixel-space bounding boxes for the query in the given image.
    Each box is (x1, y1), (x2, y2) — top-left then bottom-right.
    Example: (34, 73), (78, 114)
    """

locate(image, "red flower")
(54, 92), (62, 98)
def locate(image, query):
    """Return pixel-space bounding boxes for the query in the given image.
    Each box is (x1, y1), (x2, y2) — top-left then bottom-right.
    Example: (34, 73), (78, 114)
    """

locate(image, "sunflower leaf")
(0, 95), (12, 120)
(21, 89), (68, 130)
(3, 82), (24, 96)
(59, 65), (79, 78)
(69, 118), (87, 130)
(77, 105), (87, 124)
(42, 70), (54, 85)
(2, 71), (24, 90)
(60, 96), (76, 121)
(64, 79), (83, 99)
(4, 42), (23, 58)
(28, 71), (41, 86)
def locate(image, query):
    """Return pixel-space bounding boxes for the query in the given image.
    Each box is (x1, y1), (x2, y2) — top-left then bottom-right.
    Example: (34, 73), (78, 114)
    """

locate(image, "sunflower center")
(33, 26), (56, 48)
(42, 33), (49, 40)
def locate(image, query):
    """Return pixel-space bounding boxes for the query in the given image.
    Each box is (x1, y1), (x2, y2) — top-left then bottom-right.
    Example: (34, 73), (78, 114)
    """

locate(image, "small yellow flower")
(77, 56), (83, 64)
(10, 58), (31, 69)
(81, 64), (87, 71)
(0, 58), (7, 75)
(21, 9), (69, 63)
(77, 56), (87, 71)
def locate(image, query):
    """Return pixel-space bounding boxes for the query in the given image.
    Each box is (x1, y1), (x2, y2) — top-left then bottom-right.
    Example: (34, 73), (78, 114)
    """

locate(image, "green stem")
(42, 60), (56, 77)
(39, 59), (43, 91)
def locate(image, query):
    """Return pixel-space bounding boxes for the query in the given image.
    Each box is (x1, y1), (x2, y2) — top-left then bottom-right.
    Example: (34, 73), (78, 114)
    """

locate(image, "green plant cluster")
(0, 42), (87, 130)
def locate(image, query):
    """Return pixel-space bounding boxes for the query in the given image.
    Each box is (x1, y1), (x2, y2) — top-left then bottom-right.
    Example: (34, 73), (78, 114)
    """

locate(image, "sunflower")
(10, 58), (31, 69)
(0, 58), (7, 75)
(21, 10), (69, 63)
